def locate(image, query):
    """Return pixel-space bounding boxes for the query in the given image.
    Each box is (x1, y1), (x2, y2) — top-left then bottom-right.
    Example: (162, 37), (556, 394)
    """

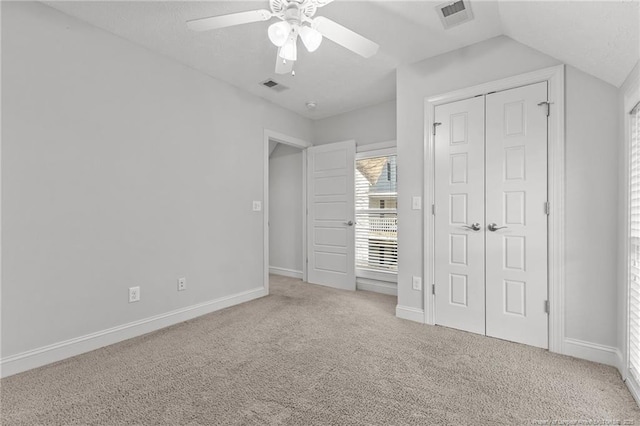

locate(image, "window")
(355, 154), (397, 274)
(629, 102), (640, 383)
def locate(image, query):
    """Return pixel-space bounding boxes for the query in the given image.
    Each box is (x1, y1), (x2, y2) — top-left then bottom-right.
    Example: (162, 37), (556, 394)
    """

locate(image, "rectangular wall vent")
(260, 79), (289, 92)
(436, 0), (474, 29)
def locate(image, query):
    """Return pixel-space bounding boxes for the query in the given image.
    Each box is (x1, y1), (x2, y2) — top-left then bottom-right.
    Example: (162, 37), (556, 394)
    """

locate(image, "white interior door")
(433, 82), (549, 348)
(307, 140), (356, 290)
(434, 96), (486, 335)
(485, 82), (549, 348)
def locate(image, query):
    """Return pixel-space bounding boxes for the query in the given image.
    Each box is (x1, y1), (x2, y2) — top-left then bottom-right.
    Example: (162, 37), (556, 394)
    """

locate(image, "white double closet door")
(434, 82), (549, 349)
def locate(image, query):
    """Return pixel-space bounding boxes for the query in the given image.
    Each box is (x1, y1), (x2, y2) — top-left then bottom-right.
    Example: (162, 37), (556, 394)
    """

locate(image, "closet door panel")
(434, 97), (486, 335)
(485, 82), (549, 349)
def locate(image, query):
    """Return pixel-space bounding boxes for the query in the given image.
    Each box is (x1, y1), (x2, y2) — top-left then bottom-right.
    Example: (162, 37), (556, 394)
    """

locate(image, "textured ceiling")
(499, 0), (639, 87)
(43, 1), (638, 120)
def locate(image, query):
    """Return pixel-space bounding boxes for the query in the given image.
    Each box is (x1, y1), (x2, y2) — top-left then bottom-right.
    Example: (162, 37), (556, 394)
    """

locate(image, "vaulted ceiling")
(44, 1), (639, 119)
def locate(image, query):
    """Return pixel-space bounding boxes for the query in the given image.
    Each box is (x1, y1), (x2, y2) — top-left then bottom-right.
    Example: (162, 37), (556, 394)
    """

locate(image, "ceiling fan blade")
(310, 0), (335, 7)
(187, 9), (272, 32)
(275, 50), (294, 74)
(313, 16), (379, 58)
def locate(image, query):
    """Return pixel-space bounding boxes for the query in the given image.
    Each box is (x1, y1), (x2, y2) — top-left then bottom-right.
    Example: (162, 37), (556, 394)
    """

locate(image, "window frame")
(624, 63), (640, 404)
(355, 144), (398, 283)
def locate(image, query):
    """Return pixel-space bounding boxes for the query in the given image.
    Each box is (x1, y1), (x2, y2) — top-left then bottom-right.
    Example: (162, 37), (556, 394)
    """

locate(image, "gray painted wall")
(1, 2), (627, 367)
(1, 2), (312, 358)
(269, 144), (304, 274)
(313, 100), (396, 147)
(564, 66), (619, 346)
(397, 35), (620, 348)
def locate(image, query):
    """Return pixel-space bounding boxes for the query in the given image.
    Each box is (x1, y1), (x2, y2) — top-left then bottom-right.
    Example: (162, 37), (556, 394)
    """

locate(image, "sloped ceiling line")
(43, 1), (639, 119)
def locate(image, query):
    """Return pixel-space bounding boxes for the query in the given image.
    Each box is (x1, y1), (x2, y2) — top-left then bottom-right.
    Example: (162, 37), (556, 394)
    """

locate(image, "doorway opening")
(263, 130), (311, 293)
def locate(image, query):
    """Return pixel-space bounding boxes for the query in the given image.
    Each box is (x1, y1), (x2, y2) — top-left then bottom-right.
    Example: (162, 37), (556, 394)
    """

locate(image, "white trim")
(301, 149), (308, 282)
(623, 62), (640, 384)
(423, 65), (566, 348)
(546, 66), (566, 354)
(424, 95), (436, 326)
(623, 63), (640, 114)
(269, 266), (303, 279)
(617, 350), (626, 376)
(263, 129), (311, 291)
(395, 305), (424, 323)
(356, 278), (397, 296)
(356, 140), (396, 153)
(0, 1), (3, 371)
(355, 147), (396, 160)
(427, 65), (564, 105)
(0, 287), (267, 378)
(356, 268), (397, 283)
(626, 374), (640, 407)
(264, 130), (312, 149)
(563, 338), (622, 369)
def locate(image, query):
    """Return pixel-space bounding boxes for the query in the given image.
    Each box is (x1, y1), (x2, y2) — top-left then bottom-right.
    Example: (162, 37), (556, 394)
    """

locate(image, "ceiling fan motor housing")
(284, 4), (303, 26)
(273, 0), (318, 23)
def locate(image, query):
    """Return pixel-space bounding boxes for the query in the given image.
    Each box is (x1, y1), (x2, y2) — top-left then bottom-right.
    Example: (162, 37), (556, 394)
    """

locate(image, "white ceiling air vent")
(260, 79), (289, 93)
(436, 0), (474, 29)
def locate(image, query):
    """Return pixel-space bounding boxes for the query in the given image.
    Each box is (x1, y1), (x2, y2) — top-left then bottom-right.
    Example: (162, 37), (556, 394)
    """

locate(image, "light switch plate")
(412, 196), (422, 210)
(412, 276), (422, 291)
(252, 201), (262, 211)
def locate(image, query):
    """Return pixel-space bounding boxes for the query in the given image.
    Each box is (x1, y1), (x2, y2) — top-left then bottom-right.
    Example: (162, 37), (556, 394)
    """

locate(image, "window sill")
(356, 268), (398, 283)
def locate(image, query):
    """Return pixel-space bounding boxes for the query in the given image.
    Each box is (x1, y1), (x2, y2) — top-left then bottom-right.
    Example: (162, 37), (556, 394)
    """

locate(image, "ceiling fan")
(187, 0), (380, 75)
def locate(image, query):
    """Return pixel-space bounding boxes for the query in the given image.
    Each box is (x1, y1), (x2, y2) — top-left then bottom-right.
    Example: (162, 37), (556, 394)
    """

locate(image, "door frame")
(423, 64), (565, 353)
(263, 129), (312, 294)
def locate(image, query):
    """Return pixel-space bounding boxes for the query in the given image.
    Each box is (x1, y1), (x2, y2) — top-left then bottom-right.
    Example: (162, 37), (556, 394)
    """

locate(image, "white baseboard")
(626, 375), (640, 407)
(616, 350), (625, 377)
(0, 287), (267, 378)
(269, 266), (303, 279)
(395, 305), (424, 323)
(563, 338), (622, 369)
(356, 278), (397, 296)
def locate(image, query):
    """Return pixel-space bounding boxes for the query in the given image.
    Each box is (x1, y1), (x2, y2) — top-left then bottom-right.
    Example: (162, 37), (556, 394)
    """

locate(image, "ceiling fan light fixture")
(299, 25), (322, 52)
(279, 34), (298, 61)
(268, 20), (292, 47)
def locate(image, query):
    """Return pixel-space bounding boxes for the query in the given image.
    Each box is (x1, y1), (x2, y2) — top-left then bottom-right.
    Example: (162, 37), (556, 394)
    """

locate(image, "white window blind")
(355, 155), (397, 273)
(629, 102), (640, 381)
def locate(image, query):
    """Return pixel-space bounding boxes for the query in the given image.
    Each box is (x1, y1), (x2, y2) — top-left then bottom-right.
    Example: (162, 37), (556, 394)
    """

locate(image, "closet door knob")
(462, 223), (481, 231)
(488, 223), (508, 232)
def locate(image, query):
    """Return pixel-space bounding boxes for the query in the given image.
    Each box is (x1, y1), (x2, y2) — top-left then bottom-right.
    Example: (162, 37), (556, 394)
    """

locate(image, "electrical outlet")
(252, 201), (262, 211)
(412, 276), (422, 291)
(178, 277), (187, 291)
(129, 286), (140, 303)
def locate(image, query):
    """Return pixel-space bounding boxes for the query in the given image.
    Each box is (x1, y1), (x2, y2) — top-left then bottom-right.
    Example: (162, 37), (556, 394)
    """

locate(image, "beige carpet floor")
(1, 275), (639, 425)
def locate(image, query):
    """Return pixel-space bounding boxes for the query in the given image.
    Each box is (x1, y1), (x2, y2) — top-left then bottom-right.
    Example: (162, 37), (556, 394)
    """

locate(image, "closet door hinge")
(432, 204), (436, 215)
(432, 284), (436, 295)
(433, 122), (442, 136)
(544, 300), (550, 314)
(544, 201), (550, 215)
(537, 101), (551, 117)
